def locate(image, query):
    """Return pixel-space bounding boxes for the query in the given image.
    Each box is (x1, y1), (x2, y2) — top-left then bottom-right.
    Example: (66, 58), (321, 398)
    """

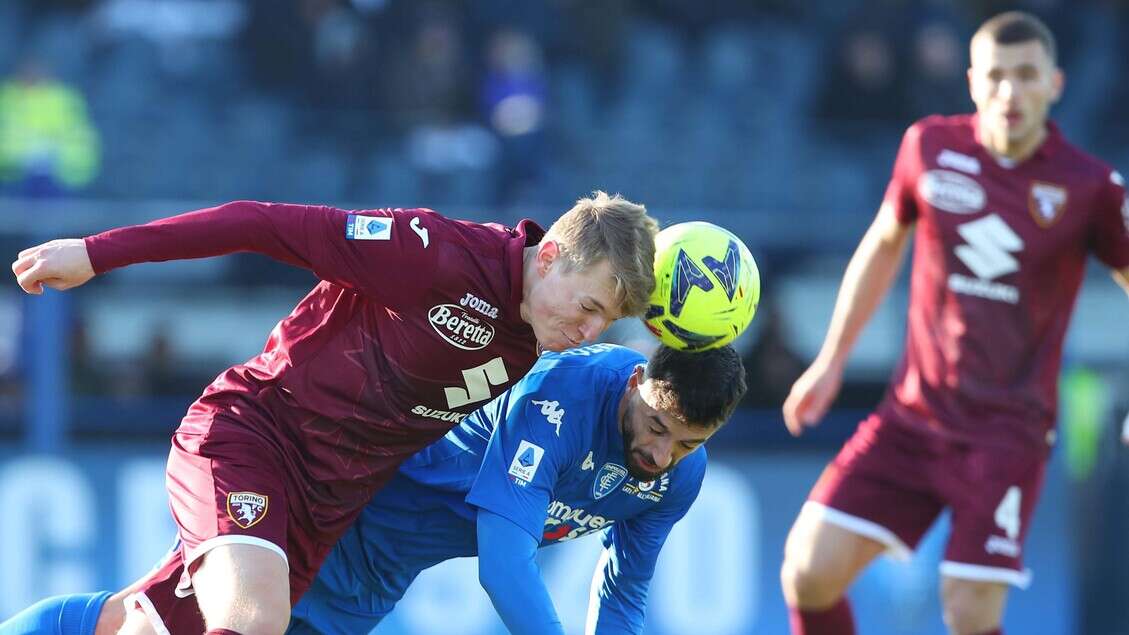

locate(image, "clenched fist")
(11, 239), (95, 294)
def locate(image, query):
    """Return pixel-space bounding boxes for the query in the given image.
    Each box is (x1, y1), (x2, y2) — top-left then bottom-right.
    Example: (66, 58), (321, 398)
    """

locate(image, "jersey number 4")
(993, 485), (1022, 540)
(445, 357), (509, 409)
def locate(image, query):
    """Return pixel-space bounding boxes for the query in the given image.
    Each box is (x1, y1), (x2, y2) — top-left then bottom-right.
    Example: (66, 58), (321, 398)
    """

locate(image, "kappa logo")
(459, 292), (499, 319)
(531, 399), (565, 436)
(1028, 181), (1068, 227)
(950, 214), (1023, 304)
(345, 215), (393, 240)
(918, 169), (986, 214)
(592, 463), (628, 500)
(937, 149), (981, 175)
(226, 492), (268, 529)
(428, 304), (495, 350)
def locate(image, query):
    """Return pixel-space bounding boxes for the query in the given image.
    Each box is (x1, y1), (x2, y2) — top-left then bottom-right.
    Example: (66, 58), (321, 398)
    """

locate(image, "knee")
(780, 550), (849, 609)
(941, 579), (1005, 635)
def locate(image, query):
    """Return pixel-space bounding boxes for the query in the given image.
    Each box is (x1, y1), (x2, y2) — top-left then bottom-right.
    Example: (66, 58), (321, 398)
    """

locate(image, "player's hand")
(782, 357), (844, 437)
(11, 239), (95, 294)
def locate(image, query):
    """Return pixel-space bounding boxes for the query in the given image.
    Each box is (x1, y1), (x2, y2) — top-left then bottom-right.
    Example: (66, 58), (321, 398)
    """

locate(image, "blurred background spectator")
(0, 56), (99, 197)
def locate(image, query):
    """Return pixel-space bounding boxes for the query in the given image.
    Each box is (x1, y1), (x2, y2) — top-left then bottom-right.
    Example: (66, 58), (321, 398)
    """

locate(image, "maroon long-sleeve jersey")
(85, 201), (544, 533)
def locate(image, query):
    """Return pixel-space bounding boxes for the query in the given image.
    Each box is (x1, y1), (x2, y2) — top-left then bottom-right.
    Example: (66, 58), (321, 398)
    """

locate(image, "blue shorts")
(287, 486), (477, 634)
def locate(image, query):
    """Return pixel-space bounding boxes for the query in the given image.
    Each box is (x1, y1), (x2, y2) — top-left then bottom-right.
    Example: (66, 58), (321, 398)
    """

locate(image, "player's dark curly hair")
(645, 345), (747, 429)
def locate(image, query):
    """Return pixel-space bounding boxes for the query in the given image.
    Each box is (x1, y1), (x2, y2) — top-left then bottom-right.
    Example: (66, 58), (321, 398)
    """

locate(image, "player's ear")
(627, 365), (645, 390)
(535, 241), (560, 277)
(1049, 66), (1064, 104)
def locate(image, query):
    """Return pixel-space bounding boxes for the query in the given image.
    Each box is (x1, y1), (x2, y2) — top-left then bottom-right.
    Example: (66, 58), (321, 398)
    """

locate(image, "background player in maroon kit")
(778, 12), (1129, 635)
(10, 191), (659, 635)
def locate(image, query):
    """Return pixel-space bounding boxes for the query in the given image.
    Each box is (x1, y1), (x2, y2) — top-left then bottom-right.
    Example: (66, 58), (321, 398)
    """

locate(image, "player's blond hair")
(543, 191), (659, 318)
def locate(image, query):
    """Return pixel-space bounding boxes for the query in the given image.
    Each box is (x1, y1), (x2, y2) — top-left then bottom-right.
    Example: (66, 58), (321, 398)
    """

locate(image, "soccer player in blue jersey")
(289, 342), (746, 635)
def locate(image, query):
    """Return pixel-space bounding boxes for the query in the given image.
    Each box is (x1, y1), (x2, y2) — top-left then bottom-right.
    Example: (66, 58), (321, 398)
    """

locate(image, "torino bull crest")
(227, 492), (269, 529)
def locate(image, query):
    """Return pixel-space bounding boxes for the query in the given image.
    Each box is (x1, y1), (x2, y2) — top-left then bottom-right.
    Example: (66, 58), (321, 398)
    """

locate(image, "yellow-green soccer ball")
(644, 222), (760, 351)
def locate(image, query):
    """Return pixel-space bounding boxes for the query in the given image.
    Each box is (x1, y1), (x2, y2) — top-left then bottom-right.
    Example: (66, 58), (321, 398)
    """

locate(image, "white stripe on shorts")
(940, 560), (1032, 589)
(801, 501), (914, 561)
(126, 591), (173, 635)
(176, 535), (290, 598)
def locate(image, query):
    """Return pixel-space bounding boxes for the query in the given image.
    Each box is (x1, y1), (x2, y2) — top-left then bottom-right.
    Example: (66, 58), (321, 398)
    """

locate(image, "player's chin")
(539, 332), (580, 352)
(538, 339), (569, 353)
(627, 462), (662, 482)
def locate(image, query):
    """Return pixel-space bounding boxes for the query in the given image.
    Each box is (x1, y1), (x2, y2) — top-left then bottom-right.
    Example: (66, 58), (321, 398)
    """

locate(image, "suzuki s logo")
(955, 215), (1023, 279)
(949, 214), (1023, 304)
(428, 304), (495, 350)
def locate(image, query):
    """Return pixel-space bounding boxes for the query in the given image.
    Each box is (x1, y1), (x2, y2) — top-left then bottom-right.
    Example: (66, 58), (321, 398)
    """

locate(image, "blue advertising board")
(0, 445), (1075, 634)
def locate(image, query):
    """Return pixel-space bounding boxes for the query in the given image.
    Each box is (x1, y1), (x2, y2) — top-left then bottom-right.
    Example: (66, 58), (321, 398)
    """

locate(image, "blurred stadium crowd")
(3, 0), (1129, 208)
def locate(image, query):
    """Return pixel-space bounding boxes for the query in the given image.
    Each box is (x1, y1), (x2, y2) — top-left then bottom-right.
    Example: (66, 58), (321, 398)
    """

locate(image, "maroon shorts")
(805, 414), (1046, 588)
(124, 425), (340, 634)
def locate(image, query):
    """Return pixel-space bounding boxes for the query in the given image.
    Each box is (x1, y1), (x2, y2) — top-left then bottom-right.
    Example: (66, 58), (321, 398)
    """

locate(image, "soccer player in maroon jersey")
(10, 191), (659, 635)
(778, 12), (1129, 635)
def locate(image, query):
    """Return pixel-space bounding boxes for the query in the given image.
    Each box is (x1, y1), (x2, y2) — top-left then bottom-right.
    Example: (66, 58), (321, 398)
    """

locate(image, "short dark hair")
(645, 345), (747, 428)
(974, 11), (1057, 63)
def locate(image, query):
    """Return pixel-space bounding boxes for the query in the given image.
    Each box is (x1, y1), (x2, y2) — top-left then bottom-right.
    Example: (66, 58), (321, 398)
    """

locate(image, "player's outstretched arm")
(588, 459), (703, 635)
(586, 518), (673, 634)
(476, 510), (566, 635)
(35, 202), (434, 304)
(782, 204), (912, 436)
(11, 238), (95, 294)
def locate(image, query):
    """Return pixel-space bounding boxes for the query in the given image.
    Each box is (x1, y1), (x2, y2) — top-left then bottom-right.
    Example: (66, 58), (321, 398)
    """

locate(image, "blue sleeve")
(477, 509), (566, 635)
(464, 370), (587, 540)
(588, 456), (706, 634)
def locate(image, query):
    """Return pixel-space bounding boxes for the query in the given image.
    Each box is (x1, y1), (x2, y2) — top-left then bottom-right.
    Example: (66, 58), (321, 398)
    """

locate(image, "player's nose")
(997, 78), (1016, 100)
(579, 315), (609, 342)
(652, 439), (673, 470)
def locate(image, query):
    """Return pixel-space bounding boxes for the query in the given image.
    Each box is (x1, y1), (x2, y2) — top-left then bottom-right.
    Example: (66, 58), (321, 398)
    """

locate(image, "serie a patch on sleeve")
(508, 440), (545, 486)
(346, 215), (393, 240)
